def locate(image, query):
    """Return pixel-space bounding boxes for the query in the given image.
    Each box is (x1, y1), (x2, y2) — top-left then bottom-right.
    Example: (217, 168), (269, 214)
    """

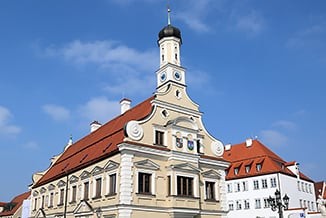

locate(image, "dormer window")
(256, 163), (262, 172)
(245, 165), (251, 173)
(234, 167), (239, 175)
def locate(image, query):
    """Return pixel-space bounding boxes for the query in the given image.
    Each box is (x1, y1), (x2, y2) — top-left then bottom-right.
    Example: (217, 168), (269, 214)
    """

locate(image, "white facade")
(226, 173), (317, 218)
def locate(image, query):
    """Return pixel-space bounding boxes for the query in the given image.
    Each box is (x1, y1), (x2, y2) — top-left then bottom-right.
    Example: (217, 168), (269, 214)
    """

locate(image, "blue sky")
(1, 0), (325, 201)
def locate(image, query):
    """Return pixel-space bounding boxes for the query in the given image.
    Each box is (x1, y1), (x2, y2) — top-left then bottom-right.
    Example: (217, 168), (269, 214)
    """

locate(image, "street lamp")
(267, 190), (290, 218)
(95, 207), (102, 218)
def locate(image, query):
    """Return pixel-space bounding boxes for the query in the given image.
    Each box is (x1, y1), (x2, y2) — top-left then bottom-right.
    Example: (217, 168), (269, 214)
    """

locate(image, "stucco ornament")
(317, 195), (326, 217)
(211, 141), (224, 156)
(126, 120), (144, 141)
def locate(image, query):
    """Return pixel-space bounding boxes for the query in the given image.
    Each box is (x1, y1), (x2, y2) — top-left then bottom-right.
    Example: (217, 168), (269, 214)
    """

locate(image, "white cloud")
(232, 10), (265, 36)
(22, 141), (39, 150)
(78, 96), (120, 124)
(259, 129), (288, 148)
(0, 106), (21, 136)
(43, 104), (71, 122)
(45, 40), (157, 74)
(272, 120), (297, 131)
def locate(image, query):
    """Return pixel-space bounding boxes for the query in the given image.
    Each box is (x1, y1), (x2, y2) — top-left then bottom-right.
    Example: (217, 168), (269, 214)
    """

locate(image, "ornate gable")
(73, 200), (94, 216)
(169, 163), (200, 173)
(57, 180), (66, 187)
(104, 160), (119, 171)
(69, 175), (79, 184)
(202, 170), (221, 179)
(40, 187), (46, 194)
(48, 184), (55, 191)
(134, 159), (160, 170)
(80, 171), (91, 180)
(91, 166), (103, 176)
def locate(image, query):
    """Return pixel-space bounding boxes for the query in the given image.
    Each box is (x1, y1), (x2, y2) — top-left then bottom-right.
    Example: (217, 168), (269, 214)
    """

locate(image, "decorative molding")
(202, 169), (222, 179)
(104, 160), (119, 171)
(166, 116), (199, 131)
(40, 187), (46, 194)
(152, 99), (202, 116)
(80, 171), (91, 180)
(119, 153), (134, 205)
(125, 120), (144, 141)
(57, 180), (66, 187)
(134, 159), (160, 171)
(168, 162), (200, 173)
(91, 166), (103, 176)
(48, 184), (55, 191)
(73, 200), (94, 216)
(69, 175), (79, 184)
(33, 190), (39, 197)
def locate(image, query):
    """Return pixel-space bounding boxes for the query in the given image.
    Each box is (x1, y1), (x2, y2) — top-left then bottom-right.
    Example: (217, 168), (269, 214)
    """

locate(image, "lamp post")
(267, 190), (290, 218)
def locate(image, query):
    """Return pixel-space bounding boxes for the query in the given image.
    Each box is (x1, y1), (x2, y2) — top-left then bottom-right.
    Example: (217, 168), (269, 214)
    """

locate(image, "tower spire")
(167, 1), (171, 25)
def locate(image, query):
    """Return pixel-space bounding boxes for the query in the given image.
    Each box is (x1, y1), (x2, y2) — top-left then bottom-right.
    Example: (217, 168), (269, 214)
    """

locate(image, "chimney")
(90, 121), (102, 132)
(225, 144), (231, 151)
(120, 98), (131, 114)
(245, 138), (253, 147)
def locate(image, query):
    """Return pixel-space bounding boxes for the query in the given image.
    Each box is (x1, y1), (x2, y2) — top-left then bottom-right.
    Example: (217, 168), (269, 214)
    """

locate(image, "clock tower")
(156, 8), (186, 89)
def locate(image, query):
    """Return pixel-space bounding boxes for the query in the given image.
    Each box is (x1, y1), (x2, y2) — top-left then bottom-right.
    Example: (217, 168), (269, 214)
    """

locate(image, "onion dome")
(158, 24), (182, 43)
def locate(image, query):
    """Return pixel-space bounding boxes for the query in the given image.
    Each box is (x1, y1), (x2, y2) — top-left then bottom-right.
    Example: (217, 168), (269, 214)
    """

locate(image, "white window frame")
(70, 184), (77, 203)
(58, 188), (65, 206)
(175, 172), (199, 198)
(81, 179), (90, 200)
(153, 127), (166, 146)
(92, 175), (103, 199)
(203, 178), (218, 201)
(106, 170), (118, 196)
(48, 191), (54, 207)
(135, 168), (156, 195)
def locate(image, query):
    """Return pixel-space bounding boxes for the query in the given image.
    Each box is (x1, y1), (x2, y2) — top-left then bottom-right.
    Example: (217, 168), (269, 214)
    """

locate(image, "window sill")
(57, 203), (64, 207)
(92, 196), (102, 200)
(170, 195), (199, 200)
(136, 193), (155, 197)
(105, 193), (117, 198)
(205, 199), (220, 203)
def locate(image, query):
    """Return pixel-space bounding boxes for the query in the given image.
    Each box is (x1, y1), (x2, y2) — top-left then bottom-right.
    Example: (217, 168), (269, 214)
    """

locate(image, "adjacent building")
(29, 11), (229, 218)
(223, 139), (317, 218)
(0, 191), (30, 218)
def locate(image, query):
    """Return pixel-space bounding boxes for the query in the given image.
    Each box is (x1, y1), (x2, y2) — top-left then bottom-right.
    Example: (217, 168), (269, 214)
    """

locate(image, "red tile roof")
(223, 140), (313, 182)
(34, 96), (155, 188)
(0, 191), (30, 217)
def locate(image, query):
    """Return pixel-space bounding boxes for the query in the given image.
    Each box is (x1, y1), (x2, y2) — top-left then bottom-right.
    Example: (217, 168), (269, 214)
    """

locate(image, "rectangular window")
(235, 182), (241, 192)
(49, 193), (54, 207)
(300, 199), (303, 208)
(71, 186), (77, 202)
(255, 198), (261, 209)
(227, 183), (233, 193)
(309, 184), (312, 193)
(59, 189), (64, 205)
(244, 199), (250, 209)
(253, 180), (259, 190)
(109, 174), (117, 195)
(167, 175), (171, 195)
(138, 172), (151, 194)
(229, 202), (234, 211)
(41, 195), (45, 209)
(155, 130), (164, 145)
(298, 181), (301, 191)
(95, 178), (102, 198)
(242, 181), (248, 191)
(84, 181), (89, 200)
(236, 200), (242, 210)
(205, 181), (215, 200)
(177, 176), (193, 197)
(305, 183), (308, 192)
(301, 182), (305, 192)
(271, 177), (277, 188)
(33, 198), (37, 210)
(262, 179), (268, 189)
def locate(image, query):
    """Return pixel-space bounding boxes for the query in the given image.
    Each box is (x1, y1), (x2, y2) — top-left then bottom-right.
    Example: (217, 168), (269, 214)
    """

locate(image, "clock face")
(174, 71), (182, 81)
(160, 72), (167, 82)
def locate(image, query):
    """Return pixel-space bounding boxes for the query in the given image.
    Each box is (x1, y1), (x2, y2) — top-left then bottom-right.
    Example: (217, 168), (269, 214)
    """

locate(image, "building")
(29, 10), (229, 218)
(315, 181), (326, 215)
(0, 191), (30, 218)
(223, 139), (317, 218)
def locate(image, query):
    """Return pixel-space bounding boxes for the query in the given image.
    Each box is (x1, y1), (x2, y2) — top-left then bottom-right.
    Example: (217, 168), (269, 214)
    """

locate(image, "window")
(256, 163), (262, 172)
(244, 199), (250, 209)
(253, 180), (259, 190)
(95, 177), (102, 198)
(205, 181), (215, 200)
(298, 181), (301, 191)
(196, 140), (201, 153)
(304, 200), (307, 208)
(167, 175), (171, 195)
(245, 165), (251, 173)
(71, 185), (77, 202)
(264, 198), (270, 208)
(305, 183), (308, 192)
(59, 188), (64, 205)
(309, 184), (312, 193)
(49, 193), (54, 207)
(138, 172), (151, 194)
(255, 198), (261, 209)
(234, 167), (239, 175)
(84, 181), (89, 200)
(155, 130), (164, 145)
(41, 195), (45, 209)
(308, 201), (311, 210)
(108, 174), (116, 195)
(177, 176), (193, 197)
(236, 200), (242, 210)
(235, 182), (241, 192)
(301, 182), (305, 192)
(242, 181), (248, 191)
(262, 179), (268, 189)
(300, 199), (303, 208)
(229, 202), (234, 211)
(227, 184), (233, 193)
(271, 177), (277, 188)
(33, 198), (37, 211)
